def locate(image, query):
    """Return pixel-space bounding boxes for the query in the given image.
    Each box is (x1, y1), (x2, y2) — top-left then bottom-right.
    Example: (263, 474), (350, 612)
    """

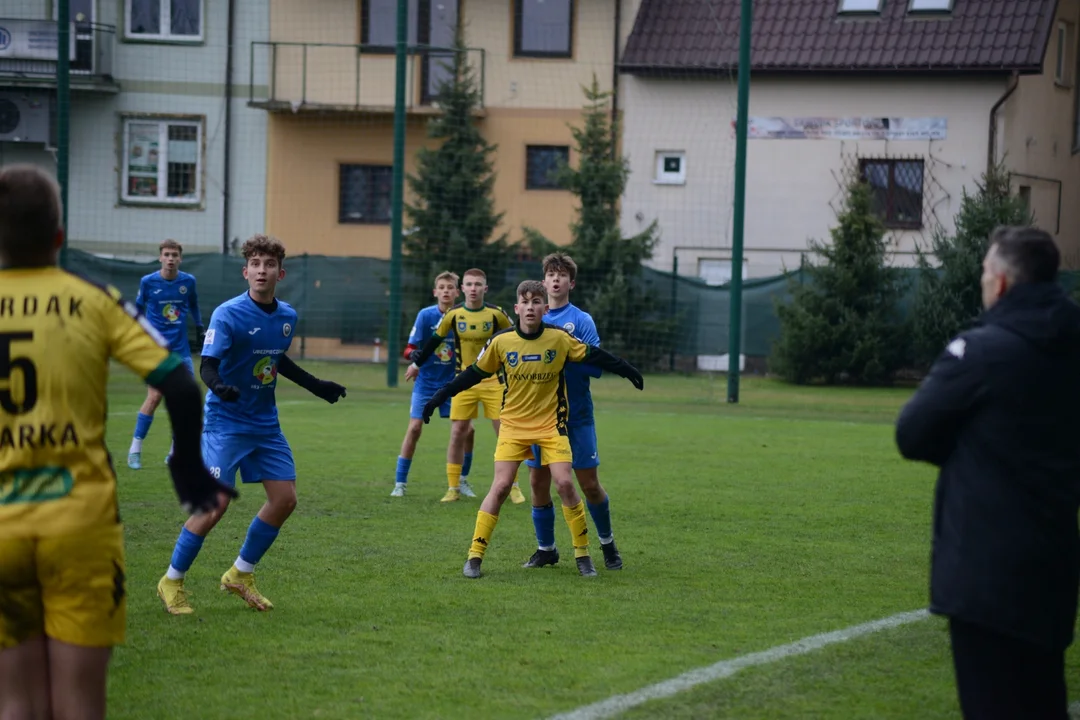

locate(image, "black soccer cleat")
(463, 557), (483, 579)
(523, 548), (560, 568)
(601, 541), (623, 570)
(576, 556), (598, 577)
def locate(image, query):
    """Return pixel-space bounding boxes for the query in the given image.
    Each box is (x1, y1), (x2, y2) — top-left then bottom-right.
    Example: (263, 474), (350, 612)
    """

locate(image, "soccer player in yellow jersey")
(409, 268), (525, 503)
(0, 165), (232, 720)
(422, 280), (643, 578)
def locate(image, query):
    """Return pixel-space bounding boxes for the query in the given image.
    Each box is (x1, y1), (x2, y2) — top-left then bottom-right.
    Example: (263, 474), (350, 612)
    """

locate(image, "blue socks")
(134, 412), (153, 440)
(395, 456), (412, 484)
(238, 517), (280, 568)
(462, 452), (473, 477)
(532, 503), (556, 550)
(166, 527), (205, 578)
(587, 495), (613, 542)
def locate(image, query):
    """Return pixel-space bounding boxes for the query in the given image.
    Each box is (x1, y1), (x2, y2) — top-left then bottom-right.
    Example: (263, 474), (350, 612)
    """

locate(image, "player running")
(127, 238), (204, 469)
(421, 280), (643, 579)
(0, 164), (231, 720)
(156, 234), (346, 614)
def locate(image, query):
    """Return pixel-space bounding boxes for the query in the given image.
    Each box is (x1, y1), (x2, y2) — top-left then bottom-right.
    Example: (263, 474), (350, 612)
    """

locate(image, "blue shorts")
(525, 423), (599, 470)
(180, 355), (194, 376)
(201, 429), (296, 486)
(410, 383), (451, 420)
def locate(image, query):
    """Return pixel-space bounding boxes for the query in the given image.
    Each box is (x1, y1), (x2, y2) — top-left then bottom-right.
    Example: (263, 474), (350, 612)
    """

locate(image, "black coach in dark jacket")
(896, 226), (1080, 720)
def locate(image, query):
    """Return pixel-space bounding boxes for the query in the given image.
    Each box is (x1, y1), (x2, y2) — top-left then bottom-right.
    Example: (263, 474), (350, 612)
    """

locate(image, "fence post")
(299, 253), (308, 360)
(669, 254), (678, 372)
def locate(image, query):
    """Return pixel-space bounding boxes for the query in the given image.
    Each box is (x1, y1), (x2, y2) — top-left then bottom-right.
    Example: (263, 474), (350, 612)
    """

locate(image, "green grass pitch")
(103, 363), (1079, 719)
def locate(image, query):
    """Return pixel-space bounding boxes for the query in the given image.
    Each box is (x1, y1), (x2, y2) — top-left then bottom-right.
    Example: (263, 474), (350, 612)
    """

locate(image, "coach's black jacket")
(896, 282), (1080, 651)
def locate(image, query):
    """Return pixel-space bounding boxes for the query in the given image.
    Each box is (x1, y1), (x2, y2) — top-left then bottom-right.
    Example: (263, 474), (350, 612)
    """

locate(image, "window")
(514, 0), (573, 58)
(339, 165), (393, 224)
(908, 0), (953, 12)
(525, 145), (569, 190)
(859, 159), (924, 229)
(698, 259), (732, 286)
(126, 0), (202, 42)
(122, 118), (202, 206)
(362, 0), (420, 48)
(838, 0), (882, 14)
(654, 151), (686, 185)
(1018, 186), (1032, 214)
(1056, 22), (1073, 86)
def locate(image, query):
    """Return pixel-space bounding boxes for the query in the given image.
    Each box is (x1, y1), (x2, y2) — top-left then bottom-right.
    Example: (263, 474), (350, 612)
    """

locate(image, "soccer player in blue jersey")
(156, 234), (346, 614)
(391, 271), (477, 496)
(127, 239), (204, 470)
(524, 253), (623, 571)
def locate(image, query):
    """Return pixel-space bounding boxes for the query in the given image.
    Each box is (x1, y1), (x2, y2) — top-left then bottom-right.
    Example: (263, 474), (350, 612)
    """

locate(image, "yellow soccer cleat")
(157, 575), (195, 615)
(509, 483), (526, 505)
(441, 487), (461, 503)
(220, 566), (274, 611)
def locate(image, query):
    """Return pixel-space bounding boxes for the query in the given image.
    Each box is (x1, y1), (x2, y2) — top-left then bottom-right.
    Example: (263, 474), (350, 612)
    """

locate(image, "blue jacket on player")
(545, 303), (601, 427)
(405, 304), (456, 389)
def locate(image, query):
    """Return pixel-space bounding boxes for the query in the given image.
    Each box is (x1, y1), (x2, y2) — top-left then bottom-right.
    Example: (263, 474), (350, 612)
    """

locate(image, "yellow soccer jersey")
(473, 325), (591, 441)
(435, 303), (513, 374)
(0, 268), (181, 539)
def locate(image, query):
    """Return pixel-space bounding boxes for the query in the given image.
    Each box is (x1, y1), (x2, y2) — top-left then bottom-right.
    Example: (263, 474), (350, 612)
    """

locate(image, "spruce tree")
(771, 174), (910, 385)
(910, 161), (1032, 368)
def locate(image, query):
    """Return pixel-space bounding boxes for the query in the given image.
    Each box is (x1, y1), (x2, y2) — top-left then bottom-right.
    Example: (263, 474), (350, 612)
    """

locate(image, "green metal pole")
(57, 0), (70, 268)
(386, 0), (409, 388)
(727, 0), (752, 403)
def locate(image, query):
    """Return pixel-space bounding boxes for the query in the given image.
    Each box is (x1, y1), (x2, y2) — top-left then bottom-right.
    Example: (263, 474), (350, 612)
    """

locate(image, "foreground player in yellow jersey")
(422, 280), (643, 578)
(0, 165), (233, 720)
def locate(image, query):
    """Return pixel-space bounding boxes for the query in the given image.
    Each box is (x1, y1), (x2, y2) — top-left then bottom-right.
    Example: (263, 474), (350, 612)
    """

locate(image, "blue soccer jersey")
(408, 304), (455, 388)
(200, 292), (298, 434)
(135, 270), (202, 356)
(545, 303), (602, 427)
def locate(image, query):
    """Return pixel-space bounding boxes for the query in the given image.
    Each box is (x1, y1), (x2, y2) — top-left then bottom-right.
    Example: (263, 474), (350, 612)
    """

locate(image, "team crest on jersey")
(436, 342), (453, 362)
(162, 303), (180, 322)
(458, 321), (467, 332)
(544, 349), (557, 363)
(506, 351), (519, 368)
(563, 322), (575, 334)
(253, 356), (278, 385)
(482, 321), (492, 332)
(179, 285), (188, 294)
(283, 323), (292, 337)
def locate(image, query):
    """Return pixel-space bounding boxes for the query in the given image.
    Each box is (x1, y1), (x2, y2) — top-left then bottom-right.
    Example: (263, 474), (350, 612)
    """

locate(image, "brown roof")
(619, 0), (1058, 75)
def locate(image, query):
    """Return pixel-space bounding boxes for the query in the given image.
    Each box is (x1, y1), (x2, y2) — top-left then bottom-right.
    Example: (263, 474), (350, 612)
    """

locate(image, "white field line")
(548, 609), (931, 720)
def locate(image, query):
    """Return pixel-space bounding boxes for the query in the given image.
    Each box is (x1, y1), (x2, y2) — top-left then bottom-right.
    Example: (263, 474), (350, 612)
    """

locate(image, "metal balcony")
(248, 41), (485, 114)
(0, 19), (119, 92)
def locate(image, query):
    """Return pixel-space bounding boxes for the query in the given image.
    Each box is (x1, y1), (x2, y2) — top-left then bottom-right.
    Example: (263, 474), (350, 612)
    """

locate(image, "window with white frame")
(122, 118), (203, 205)
(838, 0), (882, 14)
(654, 151), (686, 185)
(126, 0), (203, 42)
(908, 0), (953, 12)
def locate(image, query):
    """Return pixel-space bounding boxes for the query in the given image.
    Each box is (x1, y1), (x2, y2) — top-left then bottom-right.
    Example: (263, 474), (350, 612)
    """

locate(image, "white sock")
(129, 438), (143, 454)
(165, 565), (185, 580)
(600, 535), (614, 545)
(234, 557), (255, 573)
(167, 440), (174, 458)
(539, 544), (555, 551)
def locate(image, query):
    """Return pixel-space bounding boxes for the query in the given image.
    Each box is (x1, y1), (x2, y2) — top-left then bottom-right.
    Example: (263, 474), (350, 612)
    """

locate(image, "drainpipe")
(987, 71), (1019, 174)
(222, 0), (236, 253)
(611, 0), (621, 158)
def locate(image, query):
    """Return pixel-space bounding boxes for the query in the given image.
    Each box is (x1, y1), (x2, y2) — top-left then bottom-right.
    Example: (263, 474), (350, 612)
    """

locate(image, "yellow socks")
(562, 501), (590, 558)
(469, 511), (498, 559)
(447, 463), (462, 490)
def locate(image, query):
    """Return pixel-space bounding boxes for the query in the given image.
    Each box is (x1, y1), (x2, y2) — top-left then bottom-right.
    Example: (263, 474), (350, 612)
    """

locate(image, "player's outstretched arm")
(422, 366), (485, 423)
(154, 365), (239, 513)
(200, 356), (241, 401)
(408, 333), (444, 367)
(278, 354), (347, 404)
(581, 347), (644, 390)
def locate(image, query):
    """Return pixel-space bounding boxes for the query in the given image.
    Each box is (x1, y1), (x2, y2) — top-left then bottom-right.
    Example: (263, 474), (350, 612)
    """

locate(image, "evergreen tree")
(404, 32), (508, 309)
(771, 174), (910, 385)
(524, 75), (667, 366)
(910, 161), (1032, 368)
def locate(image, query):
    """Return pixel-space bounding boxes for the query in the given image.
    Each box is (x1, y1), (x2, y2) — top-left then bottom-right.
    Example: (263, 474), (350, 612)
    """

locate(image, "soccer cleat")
(463, 557), (483, 579)
(390, 483), (406, 497)
(522, 548), (560, 568)
(576, 556), (598, 577)
(458, 479), (476, 498)
(509, 483), (526, 505)
(157, 575), (194, 615)
(220, 566), (274, 611)
(441, 488), (460, 503)
(127, 452), (142, 470)
(601, 541), (623, 570)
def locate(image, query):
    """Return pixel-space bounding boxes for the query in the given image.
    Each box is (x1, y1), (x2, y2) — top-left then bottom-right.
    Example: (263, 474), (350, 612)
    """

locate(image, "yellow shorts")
(451, 378), (504, 421)
(0, 523), (126, 650)
(495, 435), (573, 464)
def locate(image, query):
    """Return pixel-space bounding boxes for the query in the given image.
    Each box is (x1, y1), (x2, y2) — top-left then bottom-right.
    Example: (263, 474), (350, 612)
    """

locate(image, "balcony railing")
(0, 19), (117, 90)
(248, 41), (485, 113)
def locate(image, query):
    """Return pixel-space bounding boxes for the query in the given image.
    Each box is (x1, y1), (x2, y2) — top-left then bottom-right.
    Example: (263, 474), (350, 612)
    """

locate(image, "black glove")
(408, 349), (422, 364)
(620, 361), (644, 390)
(211, 381), (241, 402)
(196, 326), (206, 346)
(313, 379), (346, 404)
(167, 454), (238, 515)
(422, 390), (448, 424)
